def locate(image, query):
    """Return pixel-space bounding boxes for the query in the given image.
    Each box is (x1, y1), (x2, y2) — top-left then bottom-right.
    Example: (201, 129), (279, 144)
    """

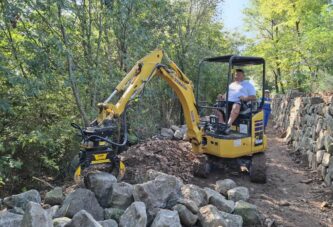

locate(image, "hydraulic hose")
(86, 107), (128, 147)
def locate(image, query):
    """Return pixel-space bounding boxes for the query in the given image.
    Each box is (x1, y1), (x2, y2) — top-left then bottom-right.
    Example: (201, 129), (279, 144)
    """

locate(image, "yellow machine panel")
(202, 111), (267, 158)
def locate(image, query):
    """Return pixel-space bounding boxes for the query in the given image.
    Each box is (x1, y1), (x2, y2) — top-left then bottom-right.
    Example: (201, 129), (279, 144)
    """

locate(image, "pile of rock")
(120, 139), (203, 183)
(160, 125), (188, 140)
(0, 170), (261, 227)
(272, 90), (333, 187)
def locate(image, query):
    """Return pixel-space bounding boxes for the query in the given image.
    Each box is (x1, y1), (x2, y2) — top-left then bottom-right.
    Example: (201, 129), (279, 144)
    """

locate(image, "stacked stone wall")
(272, 90), (333, 187)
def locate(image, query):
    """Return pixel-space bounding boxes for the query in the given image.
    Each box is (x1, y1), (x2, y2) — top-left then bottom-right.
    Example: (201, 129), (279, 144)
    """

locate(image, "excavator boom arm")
(97, 50), (203, 153)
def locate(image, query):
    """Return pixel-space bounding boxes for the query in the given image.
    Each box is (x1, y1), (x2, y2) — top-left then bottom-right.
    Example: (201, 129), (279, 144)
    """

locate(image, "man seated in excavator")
(214, 69), (257, 134)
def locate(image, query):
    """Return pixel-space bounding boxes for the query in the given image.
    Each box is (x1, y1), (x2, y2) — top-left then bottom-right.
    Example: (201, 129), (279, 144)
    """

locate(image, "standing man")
(263, 90), (271, 130)
(215, 69), (256, 133)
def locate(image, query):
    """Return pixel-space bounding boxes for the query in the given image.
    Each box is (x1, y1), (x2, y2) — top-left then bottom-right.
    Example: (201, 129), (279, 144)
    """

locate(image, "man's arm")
(240, 95), (256, 102)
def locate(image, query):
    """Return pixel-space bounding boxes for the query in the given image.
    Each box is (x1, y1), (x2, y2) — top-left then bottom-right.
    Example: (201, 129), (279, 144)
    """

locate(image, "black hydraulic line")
(86, 107), (128, 147)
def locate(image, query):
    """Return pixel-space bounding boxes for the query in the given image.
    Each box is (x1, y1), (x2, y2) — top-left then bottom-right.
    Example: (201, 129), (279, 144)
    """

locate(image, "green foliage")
(0, 0), (237, 194)
(244, 0), (333, 93)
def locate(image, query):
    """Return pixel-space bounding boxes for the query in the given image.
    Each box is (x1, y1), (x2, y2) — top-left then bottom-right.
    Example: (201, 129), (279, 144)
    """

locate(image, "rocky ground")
(0, 169), (260, 227)
(1, 122), (333, 227)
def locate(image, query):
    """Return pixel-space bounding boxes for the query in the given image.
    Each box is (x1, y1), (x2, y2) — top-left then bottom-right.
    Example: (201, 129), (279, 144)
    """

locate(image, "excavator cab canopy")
(196, 54), (266, 132)
(196, 55), (266, 101)
(201, 55), (265, 66)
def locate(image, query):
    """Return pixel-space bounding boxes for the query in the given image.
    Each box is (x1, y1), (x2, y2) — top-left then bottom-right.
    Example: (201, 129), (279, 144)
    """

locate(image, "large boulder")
(325, 135), (333, 152)
(322, 153), (331, 167)
(133, 175), (182, 221)
(204, 187), (222, 201)
(227, 187), (249, 202)
(144, 169), (184, 186)
(3, 189), (41, 209)
(119, 202), (147, 227)
(181, 184), (208, 208)
(215, 179), (237, 196)
(198, 205), (243, 227)
(234, 200), (261, 226)
(56, 188), (104, 220)
(174, 130), (184, 140)
(53, 217), (71, 227)
(65, 210), (102, 227)
(173, 204), (198, 226)
(7, 206), (25, 215)
(316, 150), (325, 164)
(204, 187), (234, 213)
(107, 182), (134, 209)
(0, 210), (23, 227)
(104, 208), (124, 222)
(85, 172), (117, 208)
(161, 128), (174, 139)
(151, 209), (181, 227)
(99, 219), (118, 227)
(177, 198), (199, 214)
(46, 205), (60, 219)
(45, 187), (64, 206)
(21, 202), (53, 227)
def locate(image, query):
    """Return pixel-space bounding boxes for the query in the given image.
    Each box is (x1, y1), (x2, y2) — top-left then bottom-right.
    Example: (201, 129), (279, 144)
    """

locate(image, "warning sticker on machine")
(255, 139), (263, 144)
(234, 139), (241, 147)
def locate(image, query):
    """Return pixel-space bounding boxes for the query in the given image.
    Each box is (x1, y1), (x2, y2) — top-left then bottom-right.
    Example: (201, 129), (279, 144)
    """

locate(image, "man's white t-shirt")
(228, 80), (256, 103)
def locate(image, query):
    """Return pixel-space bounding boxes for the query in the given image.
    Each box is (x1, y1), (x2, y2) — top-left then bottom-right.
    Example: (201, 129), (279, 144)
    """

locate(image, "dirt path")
(192, 124), (333, 227)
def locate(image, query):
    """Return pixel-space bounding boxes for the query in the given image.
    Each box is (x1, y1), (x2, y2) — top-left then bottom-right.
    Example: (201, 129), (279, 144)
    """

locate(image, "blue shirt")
(263, 97), (271, 111)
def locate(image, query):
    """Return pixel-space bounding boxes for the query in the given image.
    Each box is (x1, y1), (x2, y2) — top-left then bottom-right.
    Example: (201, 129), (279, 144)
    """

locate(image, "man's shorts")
(215, 101), (241, 116)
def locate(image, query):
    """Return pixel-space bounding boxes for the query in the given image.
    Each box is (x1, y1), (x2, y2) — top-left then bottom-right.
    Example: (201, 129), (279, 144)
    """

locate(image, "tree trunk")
(57, 3), (89, 126)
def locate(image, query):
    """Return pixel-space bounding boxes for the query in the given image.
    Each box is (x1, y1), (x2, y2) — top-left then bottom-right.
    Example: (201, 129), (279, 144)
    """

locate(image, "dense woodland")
(0, 0), (332, 194)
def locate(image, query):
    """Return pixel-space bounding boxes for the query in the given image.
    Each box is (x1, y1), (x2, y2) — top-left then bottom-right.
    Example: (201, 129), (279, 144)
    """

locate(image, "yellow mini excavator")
(71, 49), (267, 183)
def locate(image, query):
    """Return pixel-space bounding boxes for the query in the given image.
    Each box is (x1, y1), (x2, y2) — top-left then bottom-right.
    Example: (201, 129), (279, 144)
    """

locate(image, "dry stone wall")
(272, 90), (333, 188)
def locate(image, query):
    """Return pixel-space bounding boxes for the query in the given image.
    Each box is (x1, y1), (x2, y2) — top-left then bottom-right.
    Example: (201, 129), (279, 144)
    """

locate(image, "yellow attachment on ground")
(74, 166), (81, 183)
(93, 153), (108, 161)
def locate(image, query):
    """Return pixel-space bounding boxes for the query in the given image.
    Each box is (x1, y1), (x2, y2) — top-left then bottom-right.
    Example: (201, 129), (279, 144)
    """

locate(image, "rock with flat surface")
(99, 219), (118, 227)
(45, 187), (64, 206)
(8, 206), (25, 215)
(316, 150), (325, 164)
(322, 153), (331, 167)
(107, 182), (134, 209)
(215, 179), (237, 196)
(177, 198), (199, 214)
(53, 217), (71, 227)
(151, 209), (181, 227)
(104, 208), (124, 222)
(65, 210), (102, 227)
(46, 205), (60, 219)
(85, 172), (117, 208)
(21, 202), (52, 227)
(181, 184), (208, 207)
(198, 204), (242, 227)
(174, 130), (184, 140)
(161, 128), (174, 139)
(227, 187), (250, 202)
(204, 187), (223, 201)
(204, 187), (234, 213)
(0, 210), (23, 227)
(144, 170), (184, 186)
(119, 202), (147, 227)
(3, 189), (41, 209)
(133, 176), (182, 221)
(173, 204), (198, 226)
(171, 125), (180, 132)
(234, 200), (261, 226)
(56, 188), (104, 220)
